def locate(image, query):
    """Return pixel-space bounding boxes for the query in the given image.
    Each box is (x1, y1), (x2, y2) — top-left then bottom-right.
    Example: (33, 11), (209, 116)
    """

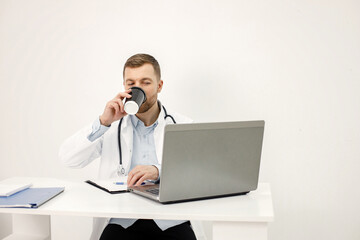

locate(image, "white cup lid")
(124, 101), (139, 115)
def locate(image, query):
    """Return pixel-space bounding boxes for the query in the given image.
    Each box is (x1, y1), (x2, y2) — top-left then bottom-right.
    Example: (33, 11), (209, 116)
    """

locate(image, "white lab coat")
(59, 103), (195, 240)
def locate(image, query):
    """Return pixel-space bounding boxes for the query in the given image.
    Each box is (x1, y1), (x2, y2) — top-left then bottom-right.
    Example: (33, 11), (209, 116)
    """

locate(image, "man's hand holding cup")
(99, 90), (132, 126)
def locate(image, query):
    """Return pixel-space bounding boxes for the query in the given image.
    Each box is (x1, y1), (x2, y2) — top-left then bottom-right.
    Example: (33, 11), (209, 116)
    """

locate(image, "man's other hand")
(127, 165), (159, 186)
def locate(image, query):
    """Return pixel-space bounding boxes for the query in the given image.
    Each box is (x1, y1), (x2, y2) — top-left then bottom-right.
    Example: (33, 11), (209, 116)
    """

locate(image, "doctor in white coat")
(59, 54), (198, 240)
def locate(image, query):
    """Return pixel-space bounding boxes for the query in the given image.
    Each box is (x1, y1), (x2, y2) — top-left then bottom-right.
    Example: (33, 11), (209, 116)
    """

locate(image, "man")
(59, 54), (197, 240)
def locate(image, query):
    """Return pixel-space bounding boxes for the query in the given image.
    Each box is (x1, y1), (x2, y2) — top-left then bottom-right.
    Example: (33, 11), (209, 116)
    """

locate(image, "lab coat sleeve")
(59, 122), (105, 169)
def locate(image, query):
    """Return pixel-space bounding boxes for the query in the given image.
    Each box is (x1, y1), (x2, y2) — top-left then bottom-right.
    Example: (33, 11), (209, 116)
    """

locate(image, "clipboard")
(85, 177), (152, 194)
(0, 187), (65, 208)
(85, 180), (129, 194)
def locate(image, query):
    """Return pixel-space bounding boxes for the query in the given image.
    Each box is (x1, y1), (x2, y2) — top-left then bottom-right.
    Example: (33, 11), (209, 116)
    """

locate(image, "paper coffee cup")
(124, 87), (147, 115)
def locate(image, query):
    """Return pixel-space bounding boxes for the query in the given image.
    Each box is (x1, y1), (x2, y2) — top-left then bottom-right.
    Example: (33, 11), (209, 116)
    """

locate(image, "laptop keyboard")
(145, 188), (159, 196)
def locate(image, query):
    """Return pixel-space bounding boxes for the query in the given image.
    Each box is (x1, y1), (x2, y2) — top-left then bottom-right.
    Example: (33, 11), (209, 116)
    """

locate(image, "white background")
(1, 0), (360, 239)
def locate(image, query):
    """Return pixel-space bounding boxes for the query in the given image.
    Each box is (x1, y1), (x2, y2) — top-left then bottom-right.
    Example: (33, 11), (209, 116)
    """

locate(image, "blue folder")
(0, 187), (64, 208)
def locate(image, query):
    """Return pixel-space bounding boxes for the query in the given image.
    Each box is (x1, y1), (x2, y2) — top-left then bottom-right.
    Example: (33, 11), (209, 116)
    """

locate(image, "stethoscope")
(116, 105), (176, 176)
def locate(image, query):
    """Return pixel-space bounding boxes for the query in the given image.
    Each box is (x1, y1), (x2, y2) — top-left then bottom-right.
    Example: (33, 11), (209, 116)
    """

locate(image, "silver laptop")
(129, 120), (265, 204)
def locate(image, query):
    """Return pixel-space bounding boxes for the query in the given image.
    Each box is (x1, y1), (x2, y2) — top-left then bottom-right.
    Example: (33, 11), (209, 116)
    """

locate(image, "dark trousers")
(99, 219), (197, 240)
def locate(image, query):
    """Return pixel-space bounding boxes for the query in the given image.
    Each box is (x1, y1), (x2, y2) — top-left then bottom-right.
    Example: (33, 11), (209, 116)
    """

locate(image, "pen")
(114, 182), (125, 185)
(114, 182), (146, 185)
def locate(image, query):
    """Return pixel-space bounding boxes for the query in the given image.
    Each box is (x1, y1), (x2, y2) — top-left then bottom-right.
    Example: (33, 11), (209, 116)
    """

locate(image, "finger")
(115, 99), (125, 113)
(123, 93), (132, 99)
(115, 91), (132, 100)
(128, 174), (138, 186)
(109, 102), (119, 115)
(106, 102), (116, 116)
(135, 175), (147, 186)
(115, 92), (123, 98)
(127, 169), (140, 185)
(129, 171), (144, 186)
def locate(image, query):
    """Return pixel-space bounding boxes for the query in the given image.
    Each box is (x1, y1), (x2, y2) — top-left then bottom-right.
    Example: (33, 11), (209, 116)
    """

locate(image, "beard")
(137, 96), (157, 114)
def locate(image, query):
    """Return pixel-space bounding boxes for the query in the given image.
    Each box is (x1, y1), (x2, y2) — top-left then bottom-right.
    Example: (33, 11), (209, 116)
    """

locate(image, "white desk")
(0, 177), (274, 240)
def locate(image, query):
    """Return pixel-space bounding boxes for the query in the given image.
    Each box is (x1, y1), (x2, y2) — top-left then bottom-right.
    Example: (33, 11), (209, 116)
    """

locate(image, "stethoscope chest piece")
(117, 165), (125, 176)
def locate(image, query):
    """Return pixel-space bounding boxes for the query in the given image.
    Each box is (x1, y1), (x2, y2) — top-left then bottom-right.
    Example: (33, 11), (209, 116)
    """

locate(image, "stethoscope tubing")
(117, 105), (175, 176)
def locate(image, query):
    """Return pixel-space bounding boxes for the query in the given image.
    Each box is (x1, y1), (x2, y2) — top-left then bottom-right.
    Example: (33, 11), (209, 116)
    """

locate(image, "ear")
(157, 80), (164, 93)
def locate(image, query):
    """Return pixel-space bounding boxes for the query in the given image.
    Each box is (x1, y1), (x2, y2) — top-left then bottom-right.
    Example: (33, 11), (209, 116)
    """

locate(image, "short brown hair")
(123, 53), (161, 80)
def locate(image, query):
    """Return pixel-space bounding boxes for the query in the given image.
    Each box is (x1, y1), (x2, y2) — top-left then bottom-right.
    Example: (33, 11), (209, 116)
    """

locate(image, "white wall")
(1, 0), (360, 239)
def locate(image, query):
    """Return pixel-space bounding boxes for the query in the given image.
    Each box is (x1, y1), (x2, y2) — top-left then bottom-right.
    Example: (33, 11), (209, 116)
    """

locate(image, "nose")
(133, 81), (140, 88)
